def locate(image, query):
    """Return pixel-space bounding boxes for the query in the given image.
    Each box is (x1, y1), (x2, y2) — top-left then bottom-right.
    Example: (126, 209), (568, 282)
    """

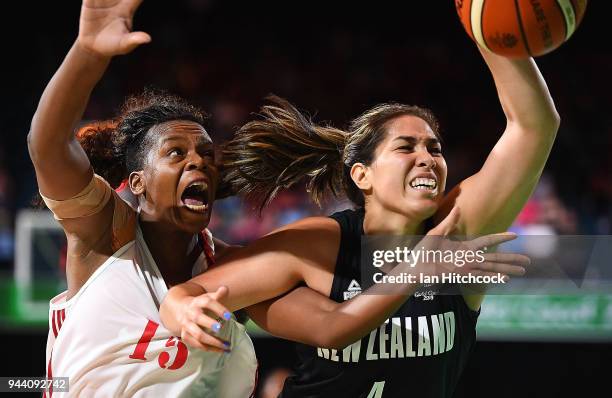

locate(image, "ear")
(350, 162), (372, 191)
(128, 171), (146, 196)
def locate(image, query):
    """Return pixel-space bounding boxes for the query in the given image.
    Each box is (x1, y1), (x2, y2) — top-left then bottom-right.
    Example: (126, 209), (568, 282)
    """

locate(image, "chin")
(177, 208), (212, 233)
(408, 199), (438, 221)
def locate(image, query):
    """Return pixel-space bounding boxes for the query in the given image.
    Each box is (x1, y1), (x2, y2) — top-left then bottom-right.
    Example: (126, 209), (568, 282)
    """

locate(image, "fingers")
(177, 289), (233, 354)
(472, 261), (526, 276)
(428, 206), (460, 236)
(119, 31), (152, 54)
(193, 311), (225, 335)
(193, 293), (232, 322)
(481, 252), (530, 266)
(468, 270), (510, 282)
(465, 232), (517, 250)
(181, 323), (230, 353)
(209, 285), (229, 303)
(181, 334), (224, 353)
(184, 320), (229, 350)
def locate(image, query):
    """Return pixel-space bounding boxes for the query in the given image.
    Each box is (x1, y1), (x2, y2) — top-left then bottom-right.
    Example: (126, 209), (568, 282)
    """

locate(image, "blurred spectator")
(513, 173), (579, 235)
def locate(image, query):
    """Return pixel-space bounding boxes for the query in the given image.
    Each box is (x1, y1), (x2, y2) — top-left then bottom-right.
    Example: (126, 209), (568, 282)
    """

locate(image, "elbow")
(548, 110), (561, 134)
(540, 104), (560, 133)
(27, 114), (43, 161)
(509, 110), (560, 140)
(314, 327), (354, 350)
(543, 111), (560, 144)
(26, 129), (38, 163)
(315, 336), (346, 350)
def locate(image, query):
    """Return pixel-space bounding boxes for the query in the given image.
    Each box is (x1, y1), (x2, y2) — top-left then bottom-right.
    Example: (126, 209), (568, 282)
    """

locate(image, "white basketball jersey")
(44, 226), (258, 397)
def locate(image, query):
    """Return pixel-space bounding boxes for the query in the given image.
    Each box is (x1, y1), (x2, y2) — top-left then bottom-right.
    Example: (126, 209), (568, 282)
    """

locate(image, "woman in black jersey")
(161, 42), (556, 396)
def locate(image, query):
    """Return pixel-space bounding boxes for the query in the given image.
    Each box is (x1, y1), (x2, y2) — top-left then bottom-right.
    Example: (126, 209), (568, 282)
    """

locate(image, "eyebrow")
(393, 136), (440, 145)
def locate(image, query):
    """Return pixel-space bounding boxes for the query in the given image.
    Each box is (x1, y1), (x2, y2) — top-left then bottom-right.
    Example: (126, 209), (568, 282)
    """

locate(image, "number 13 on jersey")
(129, 320), (188, 370)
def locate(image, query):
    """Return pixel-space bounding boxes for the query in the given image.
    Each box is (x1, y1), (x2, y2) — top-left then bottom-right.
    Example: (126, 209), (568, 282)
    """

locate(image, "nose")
(416, 150), (436, 170)
(186, 153), (208, 171)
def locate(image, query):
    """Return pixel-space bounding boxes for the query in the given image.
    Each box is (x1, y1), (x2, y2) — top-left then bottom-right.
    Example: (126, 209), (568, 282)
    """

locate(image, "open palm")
(79, 0), (150, 57)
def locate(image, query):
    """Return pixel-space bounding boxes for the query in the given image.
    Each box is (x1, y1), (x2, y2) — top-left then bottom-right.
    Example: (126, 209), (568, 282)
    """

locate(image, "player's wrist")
(73, 39), (113, 64)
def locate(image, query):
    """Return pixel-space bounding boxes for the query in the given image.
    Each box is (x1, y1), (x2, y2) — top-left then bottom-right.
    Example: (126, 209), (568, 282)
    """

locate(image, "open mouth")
(409, 177), (438, 194)
(181, 181), (210, 213)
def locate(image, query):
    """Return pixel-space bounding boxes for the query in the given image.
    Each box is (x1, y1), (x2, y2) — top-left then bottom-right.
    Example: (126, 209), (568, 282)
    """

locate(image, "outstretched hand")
(173, 286), (234, 353)
(415, 207), (529, 280)
(78, 0), (151, 57)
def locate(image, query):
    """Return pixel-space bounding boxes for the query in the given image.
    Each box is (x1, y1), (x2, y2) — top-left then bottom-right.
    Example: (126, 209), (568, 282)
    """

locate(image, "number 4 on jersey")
(367, 381), (385, 398)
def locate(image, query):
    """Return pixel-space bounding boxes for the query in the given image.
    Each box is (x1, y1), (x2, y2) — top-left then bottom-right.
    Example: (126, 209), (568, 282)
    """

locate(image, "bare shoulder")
(272, 216), (340, 234)
(232, 216), (340, 255)
(216, 216), (341, 276)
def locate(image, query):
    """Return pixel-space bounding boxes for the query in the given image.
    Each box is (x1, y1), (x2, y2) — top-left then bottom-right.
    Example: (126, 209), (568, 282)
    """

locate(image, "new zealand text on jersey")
(317, 311), (455, 362)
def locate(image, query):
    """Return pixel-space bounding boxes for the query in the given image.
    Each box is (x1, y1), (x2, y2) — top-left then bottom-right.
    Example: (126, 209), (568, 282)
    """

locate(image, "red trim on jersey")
(51, 309), (66, 339)
(47, 351), (53, 397)
(56, 310), (64, 331)
(115, 179), (129, 192)
(51, 311), (58, 338)
(198, 230), (215, 267)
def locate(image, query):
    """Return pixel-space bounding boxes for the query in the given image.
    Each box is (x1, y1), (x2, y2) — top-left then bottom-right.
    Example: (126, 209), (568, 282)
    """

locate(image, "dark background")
(1, 1), (610, 396)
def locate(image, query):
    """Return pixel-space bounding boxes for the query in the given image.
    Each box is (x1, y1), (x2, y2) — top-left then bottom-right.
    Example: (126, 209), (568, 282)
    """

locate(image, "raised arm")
(28, 0), (150, 204)
(439, 47), (560, 310)
(442, 47), (560, 236)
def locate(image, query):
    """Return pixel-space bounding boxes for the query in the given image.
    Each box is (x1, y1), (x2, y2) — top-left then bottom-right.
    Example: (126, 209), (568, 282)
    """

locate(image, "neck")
(139, 218), (201, 287)
(362, 202), (425, 235)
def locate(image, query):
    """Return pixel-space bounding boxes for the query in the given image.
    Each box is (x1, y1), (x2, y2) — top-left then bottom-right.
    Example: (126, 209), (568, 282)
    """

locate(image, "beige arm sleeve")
(40, 174), (112, 221)
(41, 173), (137, 251)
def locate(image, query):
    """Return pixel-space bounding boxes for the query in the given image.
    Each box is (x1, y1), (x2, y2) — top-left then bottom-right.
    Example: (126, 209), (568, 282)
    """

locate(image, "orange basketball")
(455, 0), (588, 58)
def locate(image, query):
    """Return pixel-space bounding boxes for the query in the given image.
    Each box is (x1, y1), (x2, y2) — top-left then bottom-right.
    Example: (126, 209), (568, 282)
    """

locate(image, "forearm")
(479, 46), (560, 131)
(316, 264), (423, 349)
(451, 49), (561, 235)
(29, 41), (110, 153)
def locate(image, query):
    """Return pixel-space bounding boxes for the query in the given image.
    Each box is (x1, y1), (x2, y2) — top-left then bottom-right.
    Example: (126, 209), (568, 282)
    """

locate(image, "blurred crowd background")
(1, 1), (610, 270)
(0, 1), (610, 396)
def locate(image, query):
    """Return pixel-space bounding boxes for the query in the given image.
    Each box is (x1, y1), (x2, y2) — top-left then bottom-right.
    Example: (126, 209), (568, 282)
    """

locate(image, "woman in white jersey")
(30, 0), (528, 396)
(29, 1), (259, 396)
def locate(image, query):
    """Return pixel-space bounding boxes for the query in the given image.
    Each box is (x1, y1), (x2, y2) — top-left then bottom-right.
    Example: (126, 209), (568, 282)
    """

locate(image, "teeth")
(410, 178), (437, 189)
(185, 203), (208, 212)
(188, 181), (208, 192)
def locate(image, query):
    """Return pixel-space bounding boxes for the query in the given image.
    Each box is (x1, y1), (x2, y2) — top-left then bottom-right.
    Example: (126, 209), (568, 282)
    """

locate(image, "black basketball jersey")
(280, 208), (479, 398)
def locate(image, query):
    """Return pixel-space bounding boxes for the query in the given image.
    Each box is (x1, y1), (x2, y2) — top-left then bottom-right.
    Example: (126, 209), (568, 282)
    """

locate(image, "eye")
(201, 149), (215, 159)
(430, 147), (443, 155)
(167, 148), (184, 158)
(397, 145), (414, 152)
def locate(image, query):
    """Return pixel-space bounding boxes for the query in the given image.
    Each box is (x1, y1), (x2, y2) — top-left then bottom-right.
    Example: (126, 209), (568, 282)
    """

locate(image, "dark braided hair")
(113, 89), (208, 175)
(33, 89), (209, 205)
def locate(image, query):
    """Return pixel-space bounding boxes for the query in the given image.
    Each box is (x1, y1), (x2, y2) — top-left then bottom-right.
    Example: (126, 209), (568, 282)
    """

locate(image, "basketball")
(455, 0), (587, 57)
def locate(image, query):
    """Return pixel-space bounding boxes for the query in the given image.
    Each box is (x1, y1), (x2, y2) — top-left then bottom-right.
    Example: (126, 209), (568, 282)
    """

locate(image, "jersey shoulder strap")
(328, 208), (364, 302)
